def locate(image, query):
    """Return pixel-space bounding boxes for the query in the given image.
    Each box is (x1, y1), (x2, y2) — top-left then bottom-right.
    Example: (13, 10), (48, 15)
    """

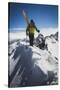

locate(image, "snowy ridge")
(45, 32), (58, 58)
(8, 31), (58, 87)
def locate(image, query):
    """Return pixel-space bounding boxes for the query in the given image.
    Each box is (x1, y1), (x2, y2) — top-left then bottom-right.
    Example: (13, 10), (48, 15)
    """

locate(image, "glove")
(37, 30), (40, 33)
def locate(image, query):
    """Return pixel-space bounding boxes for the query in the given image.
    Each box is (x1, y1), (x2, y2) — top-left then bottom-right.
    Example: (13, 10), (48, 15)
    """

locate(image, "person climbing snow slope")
(26, 19), (40, 46)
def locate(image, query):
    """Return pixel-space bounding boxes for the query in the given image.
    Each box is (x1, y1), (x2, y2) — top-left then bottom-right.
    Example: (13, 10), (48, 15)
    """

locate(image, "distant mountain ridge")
(34, 31), (58, 50)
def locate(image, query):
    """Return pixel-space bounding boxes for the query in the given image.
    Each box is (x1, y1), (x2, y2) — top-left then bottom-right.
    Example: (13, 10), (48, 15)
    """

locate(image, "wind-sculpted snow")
(8, 31), (58, 87)
(45, 32), (58, 58)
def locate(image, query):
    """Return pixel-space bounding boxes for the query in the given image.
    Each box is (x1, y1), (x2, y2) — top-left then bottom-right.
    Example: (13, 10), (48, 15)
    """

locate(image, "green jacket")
(26, 23), (39, 35)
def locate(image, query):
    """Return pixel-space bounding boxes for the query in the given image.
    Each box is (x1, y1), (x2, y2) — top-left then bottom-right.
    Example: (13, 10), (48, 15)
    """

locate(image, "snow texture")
(8, 29), (58, 87)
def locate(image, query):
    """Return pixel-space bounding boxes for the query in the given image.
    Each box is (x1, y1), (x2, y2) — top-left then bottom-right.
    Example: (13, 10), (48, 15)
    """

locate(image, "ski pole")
(26, 34), (27, 46)
(26, 33), (28, 48)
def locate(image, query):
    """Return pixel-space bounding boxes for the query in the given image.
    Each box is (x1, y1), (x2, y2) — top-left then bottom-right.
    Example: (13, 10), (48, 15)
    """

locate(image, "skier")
(26, 19), (40, 46)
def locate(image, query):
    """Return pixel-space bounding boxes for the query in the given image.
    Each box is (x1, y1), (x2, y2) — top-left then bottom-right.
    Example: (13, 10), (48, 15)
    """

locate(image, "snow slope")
(8, 30), (58, 87)
(45, 32), (58, 58)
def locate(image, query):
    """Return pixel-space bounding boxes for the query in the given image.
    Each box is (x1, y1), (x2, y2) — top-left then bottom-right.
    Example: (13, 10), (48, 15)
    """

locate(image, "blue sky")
(8, 3), (58, 32)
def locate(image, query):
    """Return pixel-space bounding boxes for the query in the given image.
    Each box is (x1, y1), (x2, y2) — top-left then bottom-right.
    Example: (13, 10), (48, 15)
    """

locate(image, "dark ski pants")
(29, 33), (34, 46)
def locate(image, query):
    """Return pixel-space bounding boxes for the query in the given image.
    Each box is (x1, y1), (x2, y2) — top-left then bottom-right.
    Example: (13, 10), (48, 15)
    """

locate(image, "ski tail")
(22, 10), (30, 25)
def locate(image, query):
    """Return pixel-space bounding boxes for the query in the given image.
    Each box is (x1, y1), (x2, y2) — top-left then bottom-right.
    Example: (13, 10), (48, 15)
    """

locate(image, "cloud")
(40, 27), (58, 36)
(9, 27), (58, 37)
(9, 28), (25, 32)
